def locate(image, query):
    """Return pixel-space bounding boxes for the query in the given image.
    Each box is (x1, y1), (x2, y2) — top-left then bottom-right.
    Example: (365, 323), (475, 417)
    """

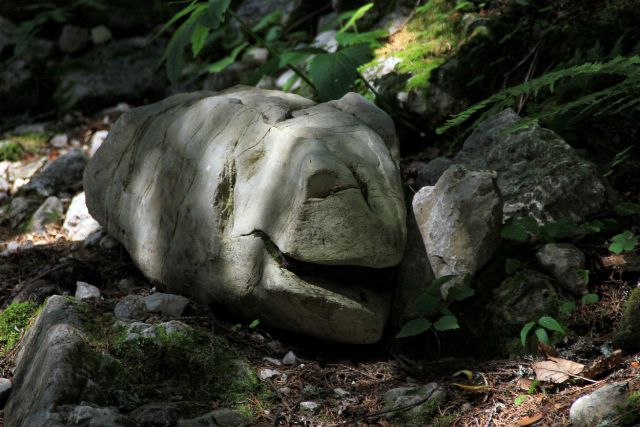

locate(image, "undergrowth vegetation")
(0, 301), (39, 355)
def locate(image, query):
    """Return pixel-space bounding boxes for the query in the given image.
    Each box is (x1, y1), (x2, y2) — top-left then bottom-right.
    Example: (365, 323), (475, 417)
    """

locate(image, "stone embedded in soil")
(282, 351), (297, 366)
(130, 401), (185, 426)
(383, 383), (446, 419)
(30, 196), (64, 232)
(144, 292), (190, 318)
(75, 281), (101, 300)
(259, 368), (280, 381)
(536, 243), (587, 296)
(299, 401), (320, 413)
(114, 295), (147, 321)
(569, 382), (629, 427)
(178, 408), (250, 427)
(20, 149), (87, 198)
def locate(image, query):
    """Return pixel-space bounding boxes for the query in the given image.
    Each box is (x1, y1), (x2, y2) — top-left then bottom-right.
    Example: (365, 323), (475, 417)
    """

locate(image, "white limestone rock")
(84, 87), (406, 344)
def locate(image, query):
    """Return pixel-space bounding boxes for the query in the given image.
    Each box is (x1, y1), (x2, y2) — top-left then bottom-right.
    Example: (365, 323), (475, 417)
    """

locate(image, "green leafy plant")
(159, 1), (385, 101)
(520, 315), (564, 347)
(609, 230), (639, 254)
(437, 55), (640, 135)
(397, 274), (475, 338)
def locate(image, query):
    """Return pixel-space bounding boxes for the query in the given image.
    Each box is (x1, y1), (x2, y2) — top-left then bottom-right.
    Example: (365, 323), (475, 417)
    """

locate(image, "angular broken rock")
(536, 243), (587, 296)
(454, 109), (607, 223)
(84, 87), (406, 344)
(62, 192), (101, 241)
(412, 165), (502, 296)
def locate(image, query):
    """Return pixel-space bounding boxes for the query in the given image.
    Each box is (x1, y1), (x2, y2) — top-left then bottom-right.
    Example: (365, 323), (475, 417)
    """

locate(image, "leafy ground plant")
(397, 274), (475, 338)
(159, 1), (385, 101)
(0, 301), (39, 355)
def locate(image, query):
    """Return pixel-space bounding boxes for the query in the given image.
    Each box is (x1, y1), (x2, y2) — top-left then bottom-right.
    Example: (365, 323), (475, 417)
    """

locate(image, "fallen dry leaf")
(532, 356), (584, 383)
(517, 412), (544, 426)
(451, 383), (492, 392)
(537, 341), (559, 357)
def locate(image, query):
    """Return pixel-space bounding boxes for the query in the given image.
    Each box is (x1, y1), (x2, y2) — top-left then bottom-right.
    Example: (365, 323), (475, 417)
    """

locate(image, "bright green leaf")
(514, 395), (528, 406)
(581, 293), (599, 304)
(279, 47), (326, 67)
(340, 2), (374, 31)
(538, 316), (564, 334)
(505, 258), (522, 274)
(609, 230), (638, 254)
(520, 321), (535, 347)
(396, 318), (432, 338)
(309, 43), (372, 101)
(433, 315), (460, 331)
(249, 319), (260, 329)
(535, 327), (550, 345)
(190, 24), (210, 57)
(162, 7), (208, 84)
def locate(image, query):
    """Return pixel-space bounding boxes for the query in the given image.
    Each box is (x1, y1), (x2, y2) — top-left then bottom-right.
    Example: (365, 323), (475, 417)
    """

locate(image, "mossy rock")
(613, 287), (640, 353)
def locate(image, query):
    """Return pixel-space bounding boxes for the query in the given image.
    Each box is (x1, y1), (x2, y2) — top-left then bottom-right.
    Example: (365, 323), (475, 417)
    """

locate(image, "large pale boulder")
(84, 87), (406, 344)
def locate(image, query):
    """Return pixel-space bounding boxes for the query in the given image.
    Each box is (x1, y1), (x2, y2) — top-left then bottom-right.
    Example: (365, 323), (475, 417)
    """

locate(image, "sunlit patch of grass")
(0, 301), (40, 355)
(365, 0), (466, 92)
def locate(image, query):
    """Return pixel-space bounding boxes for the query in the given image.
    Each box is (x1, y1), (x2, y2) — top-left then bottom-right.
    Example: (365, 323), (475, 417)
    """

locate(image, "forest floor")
(0, 109), (639, 427)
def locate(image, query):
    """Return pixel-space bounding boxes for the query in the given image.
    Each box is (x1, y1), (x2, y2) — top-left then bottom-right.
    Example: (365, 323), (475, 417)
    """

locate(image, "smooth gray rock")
(67, 405), (133, 427)
(178, 408), (250, 427)
(413, 156), (453, 189)
(259, 368), (280, 381)
(383, 383), (446, 419)
(21, 149), (87, 198)
(487, 269), (562, 352)
(144, 292), (190, 317)
(54, 37), (165, 111)
(75, 281), (101, 300)
(63, 192), (101, 241)
(89, 130), (109, 156)
(536, 243), (587, 296)
(31, 196), (64, 232)
(130, 401), (184, 426)
(114, 295), (147, 321)
(4, 296), (109, 426)
(569, 382), (629, 427)
(454, 109), (606, 223)
(413, 165), (502, 297)
(84, 87), (406, 344)
(4, 195), (38, 230)
(282, 350), (297, 365)
(91, 26), (112, 45)
(58, 25), (90, 54)
(122, 320), (190, 342)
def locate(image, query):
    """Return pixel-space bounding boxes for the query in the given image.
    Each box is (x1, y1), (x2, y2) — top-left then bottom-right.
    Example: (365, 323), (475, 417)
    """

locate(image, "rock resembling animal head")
(84, 87), (406, 343)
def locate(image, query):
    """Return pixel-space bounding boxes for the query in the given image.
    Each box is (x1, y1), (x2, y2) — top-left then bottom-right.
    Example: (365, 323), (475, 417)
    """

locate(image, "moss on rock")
(613, 287), (640, 353)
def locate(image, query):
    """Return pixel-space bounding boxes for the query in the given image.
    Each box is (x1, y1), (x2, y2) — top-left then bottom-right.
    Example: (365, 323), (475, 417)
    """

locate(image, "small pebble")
(282, 350), (297, 366)
(259, 368), (280, 381)
(333, 388), (349, 398)
(299, 401), (319, 413)
(75, 281), (100, 300)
